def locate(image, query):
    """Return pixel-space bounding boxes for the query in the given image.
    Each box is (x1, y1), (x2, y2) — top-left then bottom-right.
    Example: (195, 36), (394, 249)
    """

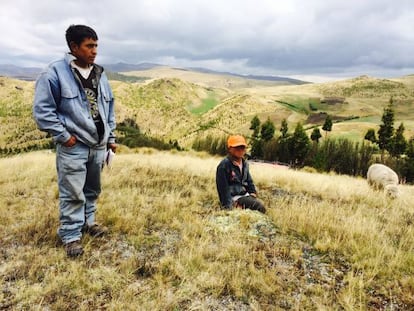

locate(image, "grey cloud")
(1, 0), (414, 78)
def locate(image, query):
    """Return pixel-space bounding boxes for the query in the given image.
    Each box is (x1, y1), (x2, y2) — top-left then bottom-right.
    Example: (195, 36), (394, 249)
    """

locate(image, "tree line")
(117, 118), (182, 151)
(193, 98), (414, 183)
(0, 118), (182, 157)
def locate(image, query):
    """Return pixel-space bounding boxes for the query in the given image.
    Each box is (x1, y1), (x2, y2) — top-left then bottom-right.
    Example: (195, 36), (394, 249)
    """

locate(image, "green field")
(187, 92), (219, 115)
(275, 96), (310, 114)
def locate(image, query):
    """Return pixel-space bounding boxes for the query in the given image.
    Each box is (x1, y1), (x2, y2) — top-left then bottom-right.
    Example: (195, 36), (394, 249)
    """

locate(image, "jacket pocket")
(100, 87), (113, 120)
(59, 86), (88, 132)
(61, 86), (79, 100)
(60, 86), (84, 111)
(101, 88), (113, 105)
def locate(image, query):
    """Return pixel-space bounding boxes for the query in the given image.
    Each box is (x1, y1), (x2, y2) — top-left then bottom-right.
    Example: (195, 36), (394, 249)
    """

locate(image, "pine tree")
(250, 138), (264, 159)
(289, 123), (311, 166)
(250, 115), (261, 138)
(377, 103), (395, 159)
(260, 118), (275, 142)
(390, 123), (407, 158)
(364, 128), (377, 143)
(249, 115), (264, 159)
(322, 115), (332, 137)
(406, 137), (414, 158)
(402, 137), (414, 183)
(280, 119), (289, 138)
(263, 138), (279, 161)
(310, 127), (322, 143)
(276, 119), (290, 163)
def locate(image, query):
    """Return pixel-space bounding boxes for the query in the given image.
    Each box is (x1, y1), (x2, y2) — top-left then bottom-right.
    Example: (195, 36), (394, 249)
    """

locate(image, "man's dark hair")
(65, 25), (98, 50)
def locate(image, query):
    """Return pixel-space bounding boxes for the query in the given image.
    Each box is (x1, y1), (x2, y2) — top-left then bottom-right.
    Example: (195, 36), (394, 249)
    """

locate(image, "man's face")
(70, 37), (98, 67)
(229, 145), (246, 159)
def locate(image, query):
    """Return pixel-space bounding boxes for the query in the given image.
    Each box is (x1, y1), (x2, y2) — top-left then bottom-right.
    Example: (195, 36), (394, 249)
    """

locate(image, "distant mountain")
(0, 64), (41, 81)
(0, 63), (161, 81)
(0, 62), (308, 84)
(188, 67), (310, 85)
(102, 62), (163, 72)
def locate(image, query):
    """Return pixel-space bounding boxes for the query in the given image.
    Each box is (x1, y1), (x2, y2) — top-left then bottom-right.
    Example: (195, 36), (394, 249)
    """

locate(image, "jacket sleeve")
(107, 95), (116, 144)
(245, 163), (257, 194)
(216, 162), (233, 208)
(32, 70), (71, 144)
(102, 72), (116, 144)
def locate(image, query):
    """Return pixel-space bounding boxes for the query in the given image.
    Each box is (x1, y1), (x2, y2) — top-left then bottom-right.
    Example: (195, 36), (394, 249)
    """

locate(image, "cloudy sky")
(1, 0), (413, 81)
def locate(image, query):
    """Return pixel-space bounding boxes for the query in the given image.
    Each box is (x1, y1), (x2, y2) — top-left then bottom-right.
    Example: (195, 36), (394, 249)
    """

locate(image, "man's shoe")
(83, 223), (108, 237)
(65, 240), (83, 257)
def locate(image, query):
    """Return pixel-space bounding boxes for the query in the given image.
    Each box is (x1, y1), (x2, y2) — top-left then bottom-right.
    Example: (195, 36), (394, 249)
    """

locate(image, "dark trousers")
(237, 196), (266, 213)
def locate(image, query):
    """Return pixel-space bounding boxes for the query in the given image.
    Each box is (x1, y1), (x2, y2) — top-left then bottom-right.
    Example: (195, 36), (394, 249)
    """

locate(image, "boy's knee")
(238, 196), (266, 213)
(255, 200), (266, 213)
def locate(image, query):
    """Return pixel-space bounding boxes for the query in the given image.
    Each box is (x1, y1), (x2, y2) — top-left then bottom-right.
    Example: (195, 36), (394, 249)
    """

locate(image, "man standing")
(33, 25), (116, 257)
(216, 135), (265, 213)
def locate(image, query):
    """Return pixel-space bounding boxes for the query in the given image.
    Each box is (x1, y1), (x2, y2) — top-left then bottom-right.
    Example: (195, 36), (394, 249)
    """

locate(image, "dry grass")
(1, 150), (414, 310)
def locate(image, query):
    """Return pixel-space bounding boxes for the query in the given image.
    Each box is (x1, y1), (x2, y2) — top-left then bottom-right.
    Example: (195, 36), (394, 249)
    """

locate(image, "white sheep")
(367, 163), (400, 198)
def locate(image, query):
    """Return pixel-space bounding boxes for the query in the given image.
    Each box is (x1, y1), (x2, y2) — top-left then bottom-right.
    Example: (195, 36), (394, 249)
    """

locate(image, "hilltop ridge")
(1, 71), (414, 154)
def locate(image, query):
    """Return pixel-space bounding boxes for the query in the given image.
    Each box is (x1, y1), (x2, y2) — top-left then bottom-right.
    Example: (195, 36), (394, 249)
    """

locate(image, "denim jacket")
(33, 53), (116, 148)
(216, 156), (257, 208)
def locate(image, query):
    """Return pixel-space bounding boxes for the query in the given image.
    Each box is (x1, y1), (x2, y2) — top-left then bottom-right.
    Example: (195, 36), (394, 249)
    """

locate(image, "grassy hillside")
(1, 150), (413, 309)
(1, 71), (414, 153)
(121, 70), (414, 143)
(242, 75), (414, 139)
(111, 78), (244, 146)
(0, 77), (50, 153)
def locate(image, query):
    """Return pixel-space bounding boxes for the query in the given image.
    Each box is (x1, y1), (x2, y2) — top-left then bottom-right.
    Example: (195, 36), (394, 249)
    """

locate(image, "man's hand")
(107, 143), (117, 153)
(250, 193), (257, 198)
(63, 135), (77, 147)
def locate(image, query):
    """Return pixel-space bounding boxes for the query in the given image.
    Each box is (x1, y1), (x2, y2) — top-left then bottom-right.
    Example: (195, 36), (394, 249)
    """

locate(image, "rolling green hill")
(1, 70), (414, 154)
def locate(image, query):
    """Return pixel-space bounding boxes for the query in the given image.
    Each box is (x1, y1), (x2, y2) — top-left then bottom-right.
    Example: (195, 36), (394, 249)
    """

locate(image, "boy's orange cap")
(227, 135), (247, 148)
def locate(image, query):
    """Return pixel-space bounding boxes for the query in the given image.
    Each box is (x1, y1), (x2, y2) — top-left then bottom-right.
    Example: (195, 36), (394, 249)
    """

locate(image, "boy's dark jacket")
(216, 156), (257, 208)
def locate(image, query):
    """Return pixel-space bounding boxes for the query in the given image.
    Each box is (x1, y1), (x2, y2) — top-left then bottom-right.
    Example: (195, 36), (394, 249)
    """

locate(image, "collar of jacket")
(227, 155), (246, 166)
(64, 53), (104, 77)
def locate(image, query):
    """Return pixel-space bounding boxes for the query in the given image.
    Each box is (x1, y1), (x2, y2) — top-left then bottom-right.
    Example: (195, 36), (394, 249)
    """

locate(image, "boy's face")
(70, 37), (98, 67)
(229, 145), (246, 159)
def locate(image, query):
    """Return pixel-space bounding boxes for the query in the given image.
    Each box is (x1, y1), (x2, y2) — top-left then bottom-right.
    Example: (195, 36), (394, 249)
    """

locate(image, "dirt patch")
(306, 112), (328, 124)
(306, 112), (357, 124)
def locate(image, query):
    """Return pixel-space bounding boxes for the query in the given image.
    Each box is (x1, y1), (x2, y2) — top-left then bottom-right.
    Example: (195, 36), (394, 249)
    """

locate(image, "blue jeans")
(56, 142), (106, 244)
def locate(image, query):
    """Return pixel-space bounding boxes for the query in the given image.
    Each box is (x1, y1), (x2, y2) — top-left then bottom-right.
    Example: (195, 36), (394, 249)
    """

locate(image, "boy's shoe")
(83, 223), (108, 237)
(65, 240), (83, 257)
